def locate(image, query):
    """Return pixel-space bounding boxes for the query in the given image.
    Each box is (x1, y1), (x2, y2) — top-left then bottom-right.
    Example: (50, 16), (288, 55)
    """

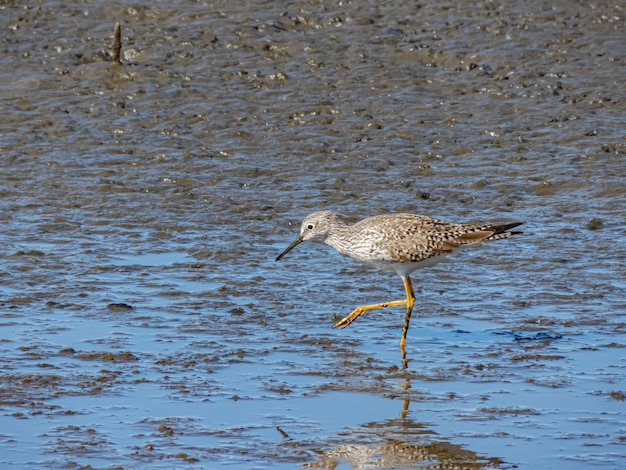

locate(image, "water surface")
(1, 0), (625, 468)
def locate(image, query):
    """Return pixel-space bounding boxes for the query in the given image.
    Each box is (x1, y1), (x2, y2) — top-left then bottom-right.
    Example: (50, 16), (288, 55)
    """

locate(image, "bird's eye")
(307, 224), (314, 230)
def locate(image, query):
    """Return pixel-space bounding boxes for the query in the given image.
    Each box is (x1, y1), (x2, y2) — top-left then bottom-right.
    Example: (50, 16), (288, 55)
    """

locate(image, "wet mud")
(1, 0), (625, 468)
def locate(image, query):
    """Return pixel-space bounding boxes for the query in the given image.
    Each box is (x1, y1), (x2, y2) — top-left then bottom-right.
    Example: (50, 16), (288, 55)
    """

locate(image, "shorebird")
(276, 211), (523, 358)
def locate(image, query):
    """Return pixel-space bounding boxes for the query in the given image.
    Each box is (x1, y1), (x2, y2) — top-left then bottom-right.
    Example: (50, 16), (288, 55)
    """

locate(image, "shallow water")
(1, 0), (625, 468)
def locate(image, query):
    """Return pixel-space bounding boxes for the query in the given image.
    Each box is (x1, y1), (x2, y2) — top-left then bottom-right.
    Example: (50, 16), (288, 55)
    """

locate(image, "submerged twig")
(112, 22), (122, 64)
(276, 426), (291, 440)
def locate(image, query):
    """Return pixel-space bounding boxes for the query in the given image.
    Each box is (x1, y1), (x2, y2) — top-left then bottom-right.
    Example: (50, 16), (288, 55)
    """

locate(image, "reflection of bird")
(309, 438), (492, 469)
(276, 211), (523, 357)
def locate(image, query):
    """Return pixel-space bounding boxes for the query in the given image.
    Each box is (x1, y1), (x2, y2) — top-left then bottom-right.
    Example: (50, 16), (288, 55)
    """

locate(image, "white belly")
(363, 254), (451, 278)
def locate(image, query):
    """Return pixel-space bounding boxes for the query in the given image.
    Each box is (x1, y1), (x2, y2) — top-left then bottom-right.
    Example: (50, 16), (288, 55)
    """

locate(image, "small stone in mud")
(230, 307), (244, 315)
(107, 302), (134, 311)
(586, 218), (603, 230)
(158, 425), (174, 436)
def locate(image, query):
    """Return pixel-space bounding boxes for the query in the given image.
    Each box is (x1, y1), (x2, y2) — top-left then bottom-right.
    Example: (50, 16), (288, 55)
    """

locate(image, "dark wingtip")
(495, 221), (524, 235)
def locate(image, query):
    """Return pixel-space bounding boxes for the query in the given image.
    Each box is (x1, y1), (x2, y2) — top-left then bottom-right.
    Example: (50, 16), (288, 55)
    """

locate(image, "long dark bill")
(276, 236), (303, 261)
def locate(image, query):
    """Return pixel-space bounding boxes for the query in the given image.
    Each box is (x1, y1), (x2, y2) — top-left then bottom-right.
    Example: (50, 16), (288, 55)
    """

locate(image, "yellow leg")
(334, 276), (416, 347)
(399, 277), (415, 360)
(333, 298), (410, 329)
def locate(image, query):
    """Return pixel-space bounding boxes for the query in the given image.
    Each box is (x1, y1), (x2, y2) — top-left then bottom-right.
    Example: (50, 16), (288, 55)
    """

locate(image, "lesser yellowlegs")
(276, 210), (523, 357)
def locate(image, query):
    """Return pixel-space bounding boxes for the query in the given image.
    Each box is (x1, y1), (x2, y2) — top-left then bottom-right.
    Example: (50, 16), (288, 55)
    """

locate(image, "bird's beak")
(276, 235), (304, 261)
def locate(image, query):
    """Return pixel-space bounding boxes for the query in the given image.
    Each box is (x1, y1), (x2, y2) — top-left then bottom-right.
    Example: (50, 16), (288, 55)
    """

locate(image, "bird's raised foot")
(333, 299), (409, 329)
(333, 306), (366, 329)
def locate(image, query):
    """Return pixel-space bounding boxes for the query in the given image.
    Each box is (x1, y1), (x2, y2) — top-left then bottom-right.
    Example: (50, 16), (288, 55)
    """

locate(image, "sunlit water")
(1, 0), (625, 468)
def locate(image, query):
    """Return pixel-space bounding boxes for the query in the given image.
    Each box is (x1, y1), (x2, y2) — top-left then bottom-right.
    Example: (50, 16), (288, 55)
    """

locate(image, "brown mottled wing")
(364, 214), (454, 262)
(369, 214), (523, 263)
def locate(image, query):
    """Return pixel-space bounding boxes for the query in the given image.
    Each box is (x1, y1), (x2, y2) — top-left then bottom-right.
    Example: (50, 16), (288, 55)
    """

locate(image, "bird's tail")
(485, 221), (524, 241)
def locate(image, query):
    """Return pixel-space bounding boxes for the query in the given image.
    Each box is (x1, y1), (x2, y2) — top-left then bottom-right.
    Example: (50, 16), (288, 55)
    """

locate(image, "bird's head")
(275, 211), (338, 261)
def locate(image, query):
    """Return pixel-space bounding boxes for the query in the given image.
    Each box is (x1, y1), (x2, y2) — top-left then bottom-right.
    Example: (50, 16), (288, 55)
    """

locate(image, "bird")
(276, 210), (523, 358)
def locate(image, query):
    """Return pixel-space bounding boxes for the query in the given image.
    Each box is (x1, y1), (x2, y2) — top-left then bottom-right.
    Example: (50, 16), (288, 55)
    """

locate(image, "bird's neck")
(323, 219), (353, 257)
